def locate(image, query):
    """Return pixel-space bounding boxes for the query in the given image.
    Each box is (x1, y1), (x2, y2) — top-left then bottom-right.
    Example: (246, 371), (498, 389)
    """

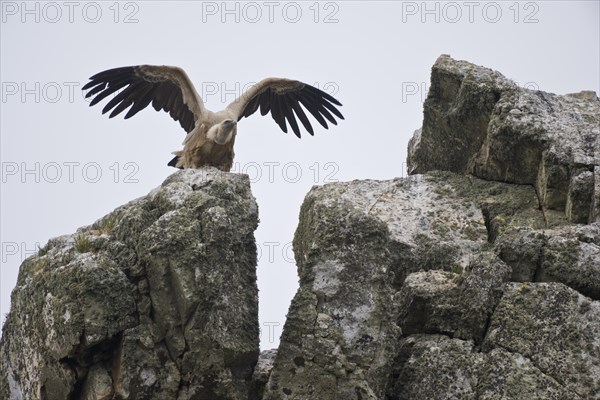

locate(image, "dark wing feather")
(259, 91), (271, 116)
(104, 80), (146, 116)
(314, 102), (337, 125)
(83, 65), (204, 133)
(270, 91), (287, 133)
(88, 79), (128, 106)
(245, 94), (261, 116)
(288, 95), (314, 135)
(304, 84), (342, 106)
(296, 91), (329, 129)
(226, 78), (344, 138)
(125, 85), (157, 118)
(85, 81), (108, 98)
(281, 97), (301, 138)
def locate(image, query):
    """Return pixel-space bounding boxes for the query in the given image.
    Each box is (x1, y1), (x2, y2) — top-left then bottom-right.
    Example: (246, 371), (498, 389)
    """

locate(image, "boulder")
(0, 168), (260, 400)
(264, 55), (599, 399)
(408, 55), (600, 224)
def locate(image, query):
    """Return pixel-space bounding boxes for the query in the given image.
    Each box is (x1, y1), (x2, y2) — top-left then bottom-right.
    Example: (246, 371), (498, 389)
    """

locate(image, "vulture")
(82, 65), (344, 171)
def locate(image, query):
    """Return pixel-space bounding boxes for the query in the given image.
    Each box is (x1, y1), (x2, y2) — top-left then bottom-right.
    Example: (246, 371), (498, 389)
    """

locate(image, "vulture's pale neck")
(207, 119), (237, 144)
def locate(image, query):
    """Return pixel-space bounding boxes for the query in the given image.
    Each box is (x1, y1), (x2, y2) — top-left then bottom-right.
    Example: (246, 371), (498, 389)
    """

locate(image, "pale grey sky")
(1, 1), (599, 349)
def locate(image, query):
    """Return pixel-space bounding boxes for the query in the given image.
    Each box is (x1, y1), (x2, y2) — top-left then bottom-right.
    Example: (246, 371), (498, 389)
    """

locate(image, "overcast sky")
(1, 1), (598, 350)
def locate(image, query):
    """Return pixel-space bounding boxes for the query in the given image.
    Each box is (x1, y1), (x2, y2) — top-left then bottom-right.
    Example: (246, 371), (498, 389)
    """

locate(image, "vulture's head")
(208, 119), (237, 145)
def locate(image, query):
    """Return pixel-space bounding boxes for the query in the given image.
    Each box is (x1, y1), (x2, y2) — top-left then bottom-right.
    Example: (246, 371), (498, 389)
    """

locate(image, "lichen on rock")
(264, 55), (599, 399)
(1, 168), (259, 400)
(408, 54), (600, 224)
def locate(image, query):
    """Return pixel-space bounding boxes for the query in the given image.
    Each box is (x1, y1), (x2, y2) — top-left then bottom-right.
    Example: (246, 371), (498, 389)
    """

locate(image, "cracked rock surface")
(263, 171), (599, 399)
(0, 168), (259, 400)
(408, 54), (600, 224)
(263, 55), (599, 399)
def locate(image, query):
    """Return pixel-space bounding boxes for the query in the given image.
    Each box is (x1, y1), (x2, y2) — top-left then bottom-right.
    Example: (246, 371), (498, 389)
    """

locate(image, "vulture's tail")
(167, 153), (183, 169)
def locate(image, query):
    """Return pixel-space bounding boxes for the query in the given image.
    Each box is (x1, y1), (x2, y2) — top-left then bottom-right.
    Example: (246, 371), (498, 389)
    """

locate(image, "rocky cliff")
(1, 55), (599, 400)
(1, 169), (260, 399)
(408, 55), (599, 224)
(262, 55), (599, 399)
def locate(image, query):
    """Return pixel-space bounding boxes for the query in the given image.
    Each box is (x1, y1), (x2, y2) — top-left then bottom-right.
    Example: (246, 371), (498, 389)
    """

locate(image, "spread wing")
(226, 78), (344, 138)
(82, 65), (204, 133)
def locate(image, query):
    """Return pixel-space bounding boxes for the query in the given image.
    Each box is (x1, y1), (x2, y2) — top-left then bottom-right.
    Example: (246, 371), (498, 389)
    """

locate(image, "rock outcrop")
(408, 54), (600, 224)
(0, 168), (260, 399)
(263, 56), (599, 399)
(2, 55), (598, 400)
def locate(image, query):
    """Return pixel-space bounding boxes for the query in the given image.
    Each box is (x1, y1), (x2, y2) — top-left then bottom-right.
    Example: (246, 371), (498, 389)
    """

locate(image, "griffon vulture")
(82, 65), (344, 171)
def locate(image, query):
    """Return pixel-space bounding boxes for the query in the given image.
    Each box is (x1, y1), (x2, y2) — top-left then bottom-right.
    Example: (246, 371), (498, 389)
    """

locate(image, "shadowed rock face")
(408, 54), (600, 224)
(0, 168), (259, 400)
